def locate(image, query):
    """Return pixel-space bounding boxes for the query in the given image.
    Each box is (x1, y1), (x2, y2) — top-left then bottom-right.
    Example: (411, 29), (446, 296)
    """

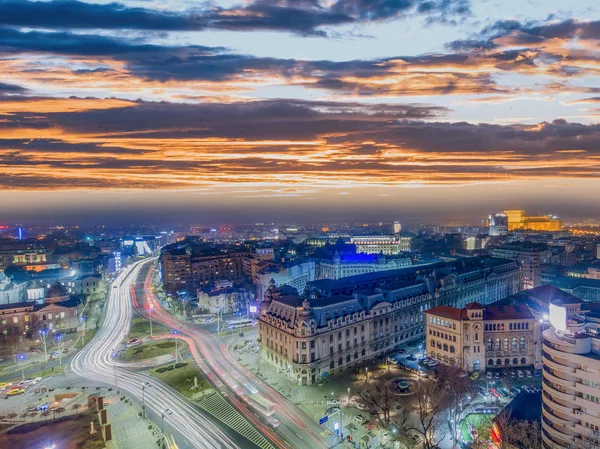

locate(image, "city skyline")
(1, 0), (600, 223)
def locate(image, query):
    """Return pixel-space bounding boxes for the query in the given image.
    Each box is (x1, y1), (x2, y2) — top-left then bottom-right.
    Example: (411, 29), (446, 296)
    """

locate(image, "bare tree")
(407, 378), (447, 449)
(493, 410), (542, 449)
(358, 377), (396, 421)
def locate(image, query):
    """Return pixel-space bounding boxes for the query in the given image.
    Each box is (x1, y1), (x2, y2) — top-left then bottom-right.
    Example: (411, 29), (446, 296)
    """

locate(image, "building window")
(504, 358), (510, 366)
(330, 361), (334, 369)
(513, 358), (518, 365)
(494, 338), (500, 351)
(503, 338), (509, 351)
(521, 357), (526, 364)
(519, 337), (525, 350)
(511, 338), (517, 351)
(487, 338), (492, 351)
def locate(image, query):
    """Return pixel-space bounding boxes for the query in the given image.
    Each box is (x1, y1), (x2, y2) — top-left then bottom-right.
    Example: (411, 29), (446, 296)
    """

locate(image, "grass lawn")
(128, 316), (170, 340)
(149, 362), (209, 398)
(459, 413), (494, 442)
(121, 340), (186, 362)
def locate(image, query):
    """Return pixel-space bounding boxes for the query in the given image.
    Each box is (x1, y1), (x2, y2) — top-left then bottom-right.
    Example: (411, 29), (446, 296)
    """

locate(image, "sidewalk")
(106, 395), (161, 449)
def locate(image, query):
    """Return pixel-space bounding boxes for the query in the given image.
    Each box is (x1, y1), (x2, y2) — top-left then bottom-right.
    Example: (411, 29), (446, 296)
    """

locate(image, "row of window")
(486, 337), (526, 351)
(430, 339), (455, 354)
(485, 322), (529, 331)
(428, 329), (456, 342)
(487, 357), (527, 366)
(428, 317), (457, 329)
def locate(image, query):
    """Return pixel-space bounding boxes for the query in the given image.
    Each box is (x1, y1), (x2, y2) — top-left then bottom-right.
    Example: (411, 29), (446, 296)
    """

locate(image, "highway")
(70, 259), (249, 449)
(132, 260), (337, 449)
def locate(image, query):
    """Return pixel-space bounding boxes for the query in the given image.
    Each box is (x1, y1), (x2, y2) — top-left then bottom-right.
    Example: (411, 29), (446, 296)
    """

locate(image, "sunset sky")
(1, 0), (599, 224)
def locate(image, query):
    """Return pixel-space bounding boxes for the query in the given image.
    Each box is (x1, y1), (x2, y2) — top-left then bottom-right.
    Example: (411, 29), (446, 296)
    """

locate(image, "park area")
(120, 340), (186, 362)
(150, 362), (209, 398)
(0, 409), (105, 449)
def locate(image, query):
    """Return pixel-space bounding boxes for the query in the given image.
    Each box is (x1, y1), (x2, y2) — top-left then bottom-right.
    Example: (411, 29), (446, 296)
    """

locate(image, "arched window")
(519, 337), (526, 350)
(475, 332), (479, 342)
(511, 338), (517, 351)
(431, 339), (436, 347)
(330, 360), (334, 369)
(346, 354), (351, 363)
(487, 338), (493, 351)
(338, 357), (343, 366)
(443, 344), (448, 352)
(496, 359), (502, 366)
(488, 359), (494, 366)
(361, 348), (366, 356)
(512, 358), (518, 365)
(495, 338), (501, 351)
(503, 338), (509, 351)
(354, 352), (358, 360)
(504, 358), (510, 366)
(521, 357), (526, 364)
(450, 346), (455, 354)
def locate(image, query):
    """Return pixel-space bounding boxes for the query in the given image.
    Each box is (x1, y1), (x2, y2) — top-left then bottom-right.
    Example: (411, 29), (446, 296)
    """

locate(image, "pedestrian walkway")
(196, 392), (275, 449)
(107, 396), (160, 449)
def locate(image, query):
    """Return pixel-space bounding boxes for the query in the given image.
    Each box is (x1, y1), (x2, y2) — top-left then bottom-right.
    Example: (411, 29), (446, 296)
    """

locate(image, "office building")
(160, 240), (251, 295)
(491, 242), (551, 289)
(258, 257), (520, 384)
(317, 252), (411, 281)
(488, 213), (509, 236)
(541, 302), (600, 449)
(425, 301), (538, 372)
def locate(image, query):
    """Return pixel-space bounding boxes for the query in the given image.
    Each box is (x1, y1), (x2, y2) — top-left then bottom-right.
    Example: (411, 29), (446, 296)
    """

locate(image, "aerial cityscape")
(1, 1), (600, 449)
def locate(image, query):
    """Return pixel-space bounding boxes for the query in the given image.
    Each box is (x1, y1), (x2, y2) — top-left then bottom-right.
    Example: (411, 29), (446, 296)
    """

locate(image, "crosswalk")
(197, 392), (275, 449)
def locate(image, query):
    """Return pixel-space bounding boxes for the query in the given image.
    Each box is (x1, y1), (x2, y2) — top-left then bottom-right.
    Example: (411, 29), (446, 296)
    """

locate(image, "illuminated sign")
(123, 240), (134, 246)
(549, 303), (567, 332)
(249, 305), (258, 313)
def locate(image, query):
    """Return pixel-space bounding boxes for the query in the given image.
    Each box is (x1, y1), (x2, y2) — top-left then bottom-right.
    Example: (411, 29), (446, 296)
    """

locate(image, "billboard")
(549, 303), (567, 333)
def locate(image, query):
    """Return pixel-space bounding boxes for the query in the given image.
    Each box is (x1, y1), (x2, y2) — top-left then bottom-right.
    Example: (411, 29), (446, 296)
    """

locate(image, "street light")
(39, 329), (48, 363)
(161, 408), (172, 434)
(141, 382), (151, 419)
(147, 303), (154, 338)
(111, 351), (119, 390)
(15, 353), (25, 382)
(172, 330), (180, 363)
(55, 333), (64, 367)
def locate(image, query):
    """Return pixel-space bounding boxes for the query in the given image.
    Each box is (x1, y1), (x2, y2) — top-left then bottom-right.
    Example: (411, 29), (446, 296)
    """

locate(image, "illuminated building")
(258, 257), (519, 384)
(488, 213), (509, 236)
(491, 242), (551, 289)
(504, 209), (563, 232)
(541, 302), (600, 449)
(425, 302), (538, 372)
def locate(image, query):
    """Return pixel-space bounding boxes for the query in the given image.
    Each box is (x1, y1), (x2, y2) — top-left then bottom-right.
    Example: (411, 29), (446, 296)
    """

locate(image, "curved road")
(70, 259), (247, 449)
(133, 260), (335, 449)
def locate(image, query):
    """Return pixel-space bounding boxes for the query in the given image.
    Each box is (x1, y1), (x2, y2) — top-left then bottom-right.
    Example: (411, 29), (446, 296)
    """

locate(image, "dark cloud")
(0, 81), (28, 95)
(0, 0), (471, 37)
(447, 18), (600, 51)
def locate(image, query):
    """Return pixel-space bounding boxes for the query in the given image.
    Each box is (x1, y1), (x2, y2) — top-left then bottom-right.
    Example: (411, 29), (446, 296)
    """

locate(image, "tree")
(493, 411), (542, 449)
(407, 378), (448, 449)
(358, 377), (396, 421)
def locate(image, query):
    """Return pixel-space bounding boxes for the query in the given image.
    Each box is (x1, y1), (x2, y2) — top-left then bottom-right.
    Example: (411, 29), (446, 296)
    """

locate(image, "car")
(0, 382), (11, 389)
(356, 403), (368, 411)
(522, 386), (531, 393)
(396, 349), (406, 354)
(7, 388), (24, 396)
(510, 371), (516, 378)
(470, 372), (479, 380)
(353, 415), (365, 424)
(407, 354), (417, 361)
(486, 372), (493, 379)
(267, 417), (280, 428)
(517, 370), (524, 378)
(494, 372), (500, 379)
(534, 370), (541, 378)
(526, 370), (532, 378)
(499, 388), (509, 398)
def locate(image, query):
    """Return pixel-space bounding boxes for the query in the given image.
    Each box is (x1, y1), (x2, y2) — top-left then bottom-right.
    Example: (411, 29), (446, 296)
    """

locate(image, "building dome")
(45, 281), (69, 303)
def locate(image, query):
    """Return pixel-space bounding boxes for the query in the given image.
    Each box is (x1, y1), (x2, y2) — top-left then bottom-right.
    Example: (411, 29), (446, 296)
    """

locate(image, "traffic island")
(149, 362), (210, 399)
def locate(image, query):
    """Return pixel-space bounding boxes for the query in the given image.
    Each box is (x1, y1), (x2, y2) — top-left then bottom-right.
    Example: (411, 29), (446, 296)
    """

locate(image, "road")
(70, 259), (252, 449)
(133, 260), (337, 449)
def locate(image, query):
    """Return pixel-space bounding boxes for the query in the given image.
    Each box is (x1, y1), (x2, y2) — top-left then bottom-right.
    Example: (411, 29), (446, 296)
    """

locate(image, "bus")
(227, 319), (253, 329)
(248, 393), (275, 416)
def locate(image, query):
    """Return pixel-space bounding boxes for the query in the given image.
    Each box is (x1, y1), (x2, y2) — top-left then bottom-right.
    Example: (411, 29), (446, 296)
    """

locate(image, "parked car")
(353, 415), (365, 424)
(526, 370), (532, 378)
(356, 403), (368, 411)
(517, 370), (524, 378)
(494, 372), (500, 379)
(534, 370), (541, 378)
(486, 372), (493, 379)
(407, 354), (417, 361)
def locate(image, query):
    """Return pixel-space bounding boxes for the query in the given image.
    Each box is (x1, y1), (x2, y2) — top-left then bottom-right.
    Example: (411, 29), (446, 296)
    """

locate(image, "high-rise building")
(488, 213), (509, 236)
(541, 302), (600, 449)
(393, 221), (402, 234)
(491, 242), (551, 289)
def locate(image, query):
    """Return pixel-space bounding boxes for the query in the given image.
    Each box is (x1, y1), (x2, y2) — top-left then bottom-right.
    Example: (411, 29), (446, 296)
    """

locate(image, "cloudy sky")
(1, 0), (599, 224)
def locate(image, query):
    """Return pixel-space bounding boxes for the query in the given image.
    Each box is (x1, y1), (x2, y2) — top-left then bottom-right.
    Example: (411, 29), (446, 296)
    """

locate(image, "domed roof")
(45, 281), (69, 303)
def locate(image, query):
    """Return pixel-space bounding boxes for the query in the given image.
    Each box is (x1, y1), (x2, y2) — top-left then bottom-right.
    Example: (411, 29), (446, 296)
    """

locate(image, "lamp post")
(347, 387), (350, 405)
(39, 329), (48, 363)
(141, 382), (151, 419)
(112, 352), (119, 390)
(148, 304), (154, 338)
(161, 408), (172, 434)
(173, 330), (180, 363)
(16, 353), (25, 382)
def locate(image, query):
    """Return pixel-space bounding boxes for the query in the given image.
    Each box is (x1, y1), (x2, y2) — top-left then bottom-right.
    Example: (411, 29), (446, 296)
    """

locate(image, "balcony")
(542, 429), (572, 449)
(542, 404), (578, 427)
(543, 391), (580, 415)
(542, 354), (576, 374)
(543, 381), (577, 404)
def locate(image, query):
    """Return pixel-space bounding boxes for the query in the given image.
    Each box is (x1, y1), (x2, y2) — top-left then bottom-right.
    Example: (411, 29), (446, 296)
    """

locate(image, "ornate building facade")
(258, 257), (520, 384)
